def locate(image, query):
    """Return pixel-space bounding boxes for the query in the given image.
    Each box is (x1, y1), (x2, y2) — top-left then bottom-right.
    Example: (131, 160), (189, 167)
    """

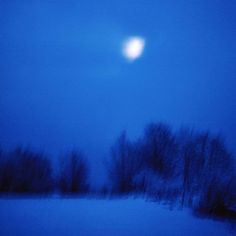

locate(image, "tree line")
(107, 123), (236, 218)
(0, 122), (235, 218)
(0, 148), (88, 194)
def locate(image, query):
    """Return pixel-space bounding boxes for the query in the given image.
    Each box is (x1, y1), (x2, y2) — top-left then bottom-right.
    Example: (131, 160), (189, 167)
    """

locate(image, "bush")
(0, 148), (53, 193)
(195, 177), (236, 218)
(106, 132), (143, 194)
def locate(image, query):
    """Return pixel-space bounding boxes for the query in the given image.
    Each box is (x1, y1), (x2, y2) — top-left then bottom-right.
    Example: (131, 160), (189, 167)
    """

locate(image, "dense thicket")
(0, 148), (53, 193)
(107, 122), (236, 217)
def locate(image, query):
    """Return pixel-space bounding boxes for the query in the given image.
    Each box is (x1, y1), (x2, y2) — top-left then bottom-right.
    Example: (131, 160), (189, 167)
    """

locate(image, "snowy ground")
(0, 197), (235, 236)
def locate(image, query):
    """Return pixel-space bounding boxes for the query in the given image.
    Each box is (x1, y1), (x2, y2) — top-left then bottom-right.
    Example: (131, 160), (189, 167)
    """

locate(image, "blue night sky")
(1, 0), (236, 178)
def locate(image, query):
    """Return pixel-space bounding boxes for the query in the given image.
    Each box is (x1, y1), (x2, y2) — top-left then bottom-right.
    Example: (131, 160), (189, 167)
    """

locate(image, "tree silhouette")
(59, 151), (89, 194)
(142, 123), (178, 179)
(0, 148), (53, 193)
(107, 131), (142, 194)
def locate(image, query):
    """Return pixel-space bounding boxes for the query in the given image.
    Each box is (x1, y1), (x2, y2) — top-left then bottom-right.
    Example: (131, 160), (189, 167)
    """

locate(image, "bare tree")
(59, 151), (89, 194)
(179, 130), (210, 206)
(142, 123), (178, 179)
(178, 128), (236, 215)
(107, 131), (142, 194)
(196, 135), (236, 216)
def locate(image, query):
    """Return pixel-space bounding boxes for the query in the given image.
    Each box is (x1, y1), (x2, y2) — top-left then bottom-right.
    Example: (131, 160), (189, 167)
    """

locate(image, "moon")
(122, 36), (145, 61)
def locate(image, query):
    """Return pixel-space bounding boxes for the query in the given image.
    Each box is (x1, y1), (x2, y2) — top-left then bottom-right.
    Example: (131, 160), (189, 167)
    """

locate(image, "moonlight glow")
(123, 37), (145, 61)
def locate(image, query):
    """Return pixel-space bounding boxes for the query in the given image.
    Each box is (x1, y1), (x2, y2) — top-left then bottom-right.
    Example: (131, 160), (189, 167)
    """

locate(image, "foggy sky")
(1, 0), (236, 184)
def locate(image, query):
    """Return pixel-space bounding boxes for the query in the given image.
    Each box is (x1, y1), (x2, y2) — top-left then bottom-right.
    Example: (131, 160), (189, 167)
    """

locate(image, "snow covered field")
(0, 198), (235, 236)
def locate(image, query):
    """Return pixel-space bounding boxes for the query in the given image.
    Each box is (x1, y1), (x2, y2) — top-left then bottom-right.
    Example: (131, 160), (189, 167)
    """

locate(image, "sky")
(0, 0), (236, 183)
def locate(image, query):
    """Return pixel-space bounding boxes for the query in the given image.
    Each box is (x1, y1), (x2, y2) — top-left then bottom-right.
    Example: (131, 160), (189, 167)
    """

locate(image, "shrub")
(0, 148), (53, 193)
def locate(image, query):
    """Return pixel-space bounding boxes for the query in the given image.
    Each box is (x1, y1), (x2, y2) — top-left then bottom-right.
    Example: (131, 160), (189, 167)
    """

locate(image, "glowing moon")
(123, 36), (145, 61)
